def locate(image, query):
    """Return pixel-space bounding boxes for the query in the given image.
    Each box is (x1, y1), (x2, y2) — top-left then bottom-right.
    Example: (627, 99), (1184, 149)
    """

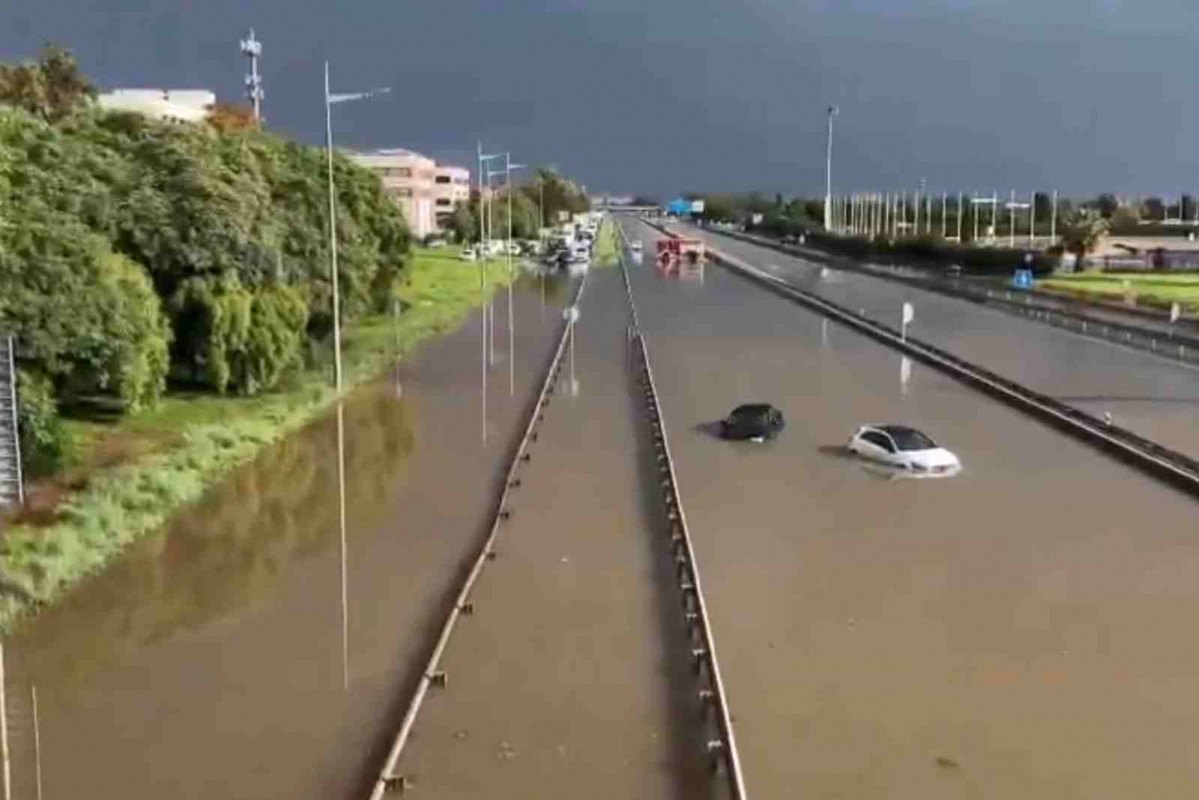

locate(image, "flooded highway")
(620, 216), (1199, 799)
(394, 263), (718, 799)
(5, 217), (1198, 799)
(3, 270), (579, 800)
(672, 222), (1199, 461)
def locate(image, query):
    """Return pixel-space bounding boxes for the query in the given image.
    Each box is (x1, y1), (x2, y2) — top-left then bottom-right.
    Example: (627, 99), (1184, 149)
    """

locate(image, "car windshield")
(882, 427), (937, 451)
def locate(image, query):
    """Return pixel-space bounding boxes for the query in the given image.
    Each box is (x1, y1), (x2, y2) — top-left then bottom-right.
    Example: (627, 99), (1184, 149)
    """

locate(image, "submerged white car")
(847, 425), (960, 475)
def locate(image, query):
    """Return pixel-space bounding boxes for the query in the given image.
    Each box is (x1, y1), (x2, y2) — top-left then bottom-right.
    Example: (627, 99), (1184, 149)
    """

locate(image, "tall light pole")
(480, 151), (503, 368)
(324, 63), (389, 692)
(325, 63), (389, 393)
(825, 105), (838, 232)
(506, 156), (527, 396)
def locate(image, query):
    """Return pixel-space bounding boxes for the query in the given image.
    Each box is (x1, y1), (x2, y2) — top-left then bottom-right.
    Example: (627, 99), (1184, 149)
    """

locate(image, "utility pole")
(957, 191), (963, 242)
(240, 29), (264, 121)
(1029, 190), (1036, 248)
(1051, 190), (1058, 243)
(941, 192), (947, 238)
(824, 106), (838, 231)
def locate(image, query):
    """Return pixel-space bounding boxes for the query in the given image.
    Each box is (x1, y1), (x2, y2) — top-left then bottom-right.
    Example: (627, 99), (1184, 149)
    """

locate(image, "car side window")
(861, 431), (895, 452)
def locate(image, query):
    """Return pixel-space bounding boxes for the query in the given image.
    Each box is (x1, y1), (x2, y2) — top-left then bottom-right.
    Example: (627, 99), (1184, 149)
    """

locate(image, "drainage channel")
(640, 219), (1199, 499)
(614, 218), (749, 800)
(368, 271), (588, 798)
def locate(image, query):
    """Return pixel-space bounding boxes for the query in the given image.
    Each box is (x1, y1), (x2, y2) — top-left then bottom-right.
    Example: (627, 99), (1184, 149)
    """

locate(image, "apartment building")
(433, 165), (471, 231)
(349, 149), (471, 240)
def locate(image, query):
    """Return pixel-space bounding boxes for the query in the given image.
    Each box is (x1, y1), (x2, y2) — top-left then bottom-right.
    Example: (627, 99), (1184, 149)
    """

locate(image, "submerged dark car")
(720, 404), (785, 441)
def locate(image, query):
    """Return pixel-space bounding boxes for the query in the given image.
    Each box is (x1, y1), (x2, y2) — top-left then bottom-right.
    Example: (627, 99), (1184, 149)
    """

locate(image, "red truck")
(655, 238), (705, 264)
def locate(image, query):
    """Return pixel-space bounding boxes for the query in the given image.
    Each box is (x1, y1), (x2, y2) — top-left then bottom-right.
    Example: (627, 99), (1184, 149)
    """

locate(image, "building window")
(434, 175), (451, 184)
(382, 167), (412, 178)
(435, 198), (452, 207)
(390, 187), (414, 198)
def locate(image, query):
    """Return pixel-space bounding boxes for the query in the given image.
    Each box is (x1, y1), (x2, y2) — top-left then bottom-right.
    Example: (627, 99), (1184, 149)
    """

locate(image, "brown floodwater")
(7, 217), (1199, 800)
(675, 223), (1199, 461)
(394, 264), (722, 799)
(622, 216), (1199, 799)
(3, 270), (578, 799)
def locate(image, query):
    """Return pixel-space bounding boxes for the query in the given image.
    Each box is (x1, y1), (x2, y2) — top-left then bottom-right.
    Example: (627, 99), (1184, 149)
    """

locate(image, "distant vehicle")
(426, 238), (447, 248)
(720, 404), (785, 442)
(847, 425), (960, 475)
(459, 248), (478, 262)
(630, 240), (643, 252)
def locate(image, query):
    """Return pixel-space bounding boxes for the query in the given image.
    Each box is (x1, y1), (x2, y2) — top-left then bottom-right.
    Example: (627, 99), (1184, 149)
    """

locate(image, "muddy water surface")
(5, 274), (575, 800)
(624, 217), (1199, 800)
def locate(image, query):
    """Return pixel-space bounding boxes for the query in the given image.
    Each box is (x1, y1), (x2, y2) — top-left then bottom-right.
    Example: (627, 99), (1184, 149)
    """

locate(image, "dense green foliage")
(0, 63), (409, 407)
(0, 44), (96, 122)
(14, 369), (64, 478)
(0, 46), (411, 481)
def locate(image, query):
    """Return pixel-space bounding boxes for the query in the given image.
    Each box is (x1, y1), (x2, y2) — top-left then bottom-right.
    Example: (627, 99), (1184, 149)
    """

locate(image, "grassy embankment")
(0, 247), (508, 631)
(1037, 273), (1199, 315)
(594, 216), (621, 266)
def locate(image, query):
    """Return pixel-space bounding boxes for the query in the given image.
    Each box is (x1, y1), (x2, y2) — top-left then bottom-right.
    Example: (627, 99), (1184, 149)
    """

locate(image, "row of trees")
(441, 167), (591, 244)
(1, 47), (412, 471)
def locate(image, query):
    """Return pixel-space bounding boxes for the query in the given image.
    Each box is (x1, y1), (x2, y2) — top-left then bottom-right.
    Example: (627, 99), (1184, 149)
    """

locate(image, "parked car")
(459, 247), (478, 262)
(720, 404), (785, 441)
(847, 425), (960, 475)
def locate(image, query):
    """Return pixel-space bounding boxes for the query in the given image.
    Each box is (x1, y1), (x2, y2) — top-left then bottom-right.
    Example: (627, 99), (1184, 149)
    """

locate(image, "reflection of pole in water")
(31, 686), (41, 800)
(336, 401), (349, 690)
(821, 318), (828, 348)
(569, 317), (576, 396)
(0, 642), (10, 800)
(508, 271), (515, 397)
(900, 356), (912, 395)
(481, 278), (486, 448)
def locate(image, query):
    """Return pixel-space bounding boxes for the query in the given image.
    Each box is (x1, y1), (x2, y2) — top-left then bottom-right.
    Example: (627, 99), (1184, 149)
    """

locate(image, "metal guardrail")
(368, 270), (589, 797)
(614, 219), (749, 800)
(702, 226), (1199, 368)
(0, 335), (23, 508)
(639, 219), (1199, 499)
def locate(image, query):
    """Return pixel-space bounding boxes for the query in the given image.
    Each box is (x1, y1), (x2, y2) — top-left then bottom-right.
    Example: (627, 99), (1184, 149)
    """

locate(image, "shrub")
(15, 369), (64, 478)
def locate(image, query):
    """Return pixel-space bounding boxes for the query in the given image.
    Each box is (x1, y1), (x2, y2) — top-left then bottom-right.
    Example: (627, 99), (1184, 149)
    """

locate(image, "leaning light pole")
(825, 105), (838, 232)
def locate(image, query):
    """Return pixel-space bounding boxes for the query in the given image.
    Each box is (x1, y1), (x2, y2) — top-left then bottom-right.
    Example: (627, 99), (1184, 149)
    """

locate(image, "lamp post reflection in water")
(564, 305), (580, 398)
(336, 400), (349, 690)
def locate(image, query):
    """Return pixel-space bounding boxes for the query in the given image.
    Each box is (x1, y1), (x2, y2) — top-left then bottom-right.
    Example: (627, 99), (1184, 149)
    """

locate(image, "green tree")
(1093, 193), (1119, 219)
(0, 44), (96, 122)
(1058, 211), (1109, 266)
(1141, 196), (1165, 221)
(522, 168), (588, 225)
(445, 200), (477, 243)
(0, 206), (171, 410)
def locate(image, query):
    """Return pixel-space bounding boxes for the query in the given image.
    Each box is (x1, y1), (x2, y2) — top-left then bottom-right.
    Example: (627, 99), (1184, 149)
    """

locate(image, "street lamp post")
(505, 156), (527, 396)
(825, 105), (838, 232)
(324, 62), (389, 692)
(324, 63), (390, 392)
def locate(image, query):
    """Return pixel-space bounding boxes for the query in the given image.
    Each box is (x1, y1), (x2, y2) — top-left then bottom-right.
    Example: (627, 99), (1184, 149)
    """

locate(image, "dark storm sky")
(2, 0), (1195, 198)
